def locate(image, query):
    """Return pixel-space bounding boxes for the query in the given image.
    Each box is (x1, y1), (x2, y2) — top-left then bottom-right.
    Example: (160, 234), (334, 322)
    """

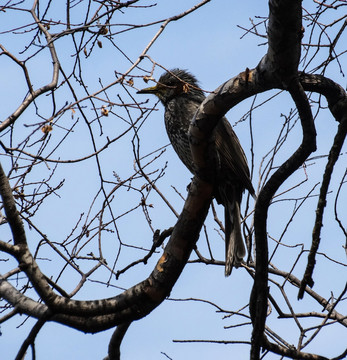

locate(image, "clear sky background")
(1, 1), (346, 359)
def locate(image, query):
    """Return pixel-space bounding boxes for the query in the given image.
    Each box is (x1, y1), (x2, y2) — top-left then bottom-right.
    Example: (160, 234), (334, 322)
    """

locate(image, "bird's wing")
(214, 118), (255, 196)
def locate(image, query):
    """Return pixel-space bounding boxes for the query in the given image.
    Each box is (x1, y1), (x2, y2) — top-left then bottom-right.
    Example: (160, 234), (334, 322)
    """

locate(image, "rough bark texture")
(1, 1), (346, 359)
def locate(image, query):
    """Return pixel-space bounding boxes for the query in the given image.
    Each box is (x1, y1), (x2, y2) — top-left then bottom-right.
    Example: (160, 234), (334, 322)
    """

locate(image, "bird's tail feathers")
(224, 200), (245, 276)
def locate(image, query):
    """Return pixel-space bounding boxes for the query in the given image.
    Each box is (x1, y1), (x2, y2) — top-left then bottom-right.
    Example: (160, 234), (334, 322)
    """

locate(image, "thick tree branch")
(0, 162), (66, 308)
(0, 177), (213, 331)
(104, 322), (132, 360)
(251, 95), (316, 357)
(0, 163), (26, 246)
(251, 1), (306, 358)
(0, 275), (48, 319)
(299, 73), (347, 124)
(1, 4), (346, 358)
(297, 73), (347, 299)
(190, 68), (275, 181)
(266, 0), (303, 84)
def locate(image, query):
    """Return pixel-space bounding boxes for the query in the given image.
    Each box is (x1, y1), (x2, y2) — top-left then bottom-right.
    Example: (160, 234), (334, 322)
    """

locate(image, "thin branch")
(299, 111), (347, 298)
(15, 311), (52, 360)
(0, 0), (60, 132)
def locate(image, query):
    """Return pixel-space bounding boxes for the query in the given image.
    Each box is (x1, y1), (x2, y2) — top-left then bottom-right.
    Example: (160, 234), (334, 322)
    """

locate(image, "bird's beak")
(137, 85), (158, 95)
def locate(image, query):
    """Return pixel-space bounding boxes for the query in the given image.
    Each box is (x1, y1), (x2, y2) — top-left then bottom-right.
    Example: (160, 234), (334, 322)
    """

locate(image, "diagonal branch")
(298, 108), (347, 299)
(0, 163), (27, 246)
(0, 0), (60, 132)
(0, 175), (213, 330)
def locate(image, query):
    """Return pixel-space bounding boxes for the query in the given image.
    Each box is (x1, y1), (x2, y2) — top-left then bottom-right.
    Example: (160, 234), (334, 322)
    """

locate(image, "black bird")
(138, 69), (255, 276)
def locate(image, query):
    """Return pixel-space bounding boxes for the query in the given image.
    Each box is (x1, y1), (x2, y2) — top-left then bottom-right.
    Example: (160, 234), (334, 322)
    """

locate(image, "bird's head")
(137, 68), (204, 105)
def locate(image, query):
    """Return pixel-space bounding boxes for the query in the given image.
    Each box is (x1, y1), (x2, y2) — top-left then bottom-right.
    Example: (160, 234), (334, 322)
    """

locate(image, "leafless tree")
(0, 1), (346, 359)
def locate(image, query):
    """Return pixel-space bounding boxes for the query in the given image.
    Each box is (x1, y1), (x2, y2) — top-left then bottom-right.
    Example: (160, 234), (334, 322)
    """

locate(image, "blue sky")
(1, 1), (346, 359)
